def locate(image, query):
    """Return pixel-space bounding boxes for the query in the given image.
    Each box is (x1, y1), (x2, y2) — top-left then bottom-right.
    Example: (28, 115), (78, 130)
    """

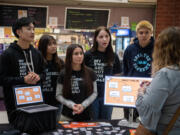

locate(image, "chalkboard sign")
(65, 8), (110, 30)
(0, 5), (47, 28)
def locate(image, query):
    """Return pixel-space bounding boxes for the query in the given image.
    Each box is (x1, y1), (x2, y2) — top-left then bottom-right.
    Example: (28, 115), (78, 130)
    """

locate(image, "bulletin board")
(104, 76), (152, 108)
(65, 7), (110, 30)
(0, 4), (47, 28)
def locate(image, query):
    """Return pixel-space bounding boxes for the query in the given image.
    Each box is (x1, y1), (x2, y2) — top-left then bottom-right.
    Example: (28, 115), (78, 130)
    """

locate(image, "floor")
(0, 111), (8, 124)
(0, 100), (124, 124)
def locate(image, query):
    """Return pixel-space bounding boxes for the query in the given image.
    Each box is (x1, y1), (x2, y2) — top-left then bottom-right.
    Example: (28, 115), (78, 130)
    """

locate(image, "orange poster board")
(14, 86), (43, 105)
(60, 122), (98, 128)
(104, 76), (152, 107)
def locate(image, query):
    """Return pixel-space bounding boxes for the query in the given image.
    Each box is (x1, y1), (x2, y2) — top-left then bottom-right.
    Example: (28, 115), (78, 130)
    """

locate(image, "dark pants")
(56, 104), (62, 122)
(91, 97), (113, 120)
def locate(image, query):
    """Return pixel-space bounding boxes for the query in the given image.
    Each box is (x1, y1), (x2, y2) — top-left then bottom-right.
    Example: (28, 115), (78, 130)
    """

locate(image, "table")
(0, 119), (138, 135)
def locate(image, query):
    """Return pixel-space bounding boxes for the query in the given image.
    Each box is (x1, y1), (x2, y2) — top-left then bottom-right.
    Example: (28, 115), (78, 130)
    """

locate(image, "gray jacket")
(136, 66), (180, 135)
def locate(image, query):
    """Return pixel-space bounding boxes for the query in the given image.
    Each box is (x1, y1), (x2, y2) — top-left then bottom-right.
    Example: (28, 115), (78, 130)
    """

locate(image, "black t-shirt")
(58, 69), (96, 121)
(84, 50), (122, 97)
(42, 60), (62, 106)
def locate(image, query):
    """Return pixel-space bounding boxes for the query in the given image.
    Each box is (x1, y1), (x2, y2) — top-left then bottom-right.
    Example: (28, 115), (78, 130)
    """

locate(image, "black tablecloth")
(0, 120), (136, 135)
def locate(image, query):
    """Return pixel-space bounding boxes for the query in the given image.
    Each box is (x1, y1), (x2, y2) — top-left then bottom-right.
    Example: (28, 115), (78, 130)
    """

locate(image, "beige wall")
(48, 5), (155, 27)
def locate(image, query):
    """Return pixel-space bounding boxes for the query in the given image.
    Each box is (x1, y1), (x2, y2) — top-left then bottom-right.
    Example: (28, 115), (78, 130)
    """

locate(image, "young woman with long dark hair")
(84, 26), (122, 120)
(38, 35), (64, 119)
(56, 44), (97, 121)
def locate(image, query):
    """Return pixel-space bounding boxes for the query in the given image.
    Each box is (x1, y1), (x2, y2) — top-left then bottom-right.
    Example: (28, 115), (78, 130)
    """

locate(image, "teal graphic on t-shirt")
(133, 53), (151, 72)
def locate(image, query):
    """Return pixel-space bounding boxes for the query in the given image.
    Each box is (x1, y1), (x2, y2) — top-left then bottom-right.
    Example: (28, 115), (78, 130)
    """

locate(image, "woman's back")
(136, 66), (180, 134)
(136, 27), (180, 135)
(157, 66), (180, 134)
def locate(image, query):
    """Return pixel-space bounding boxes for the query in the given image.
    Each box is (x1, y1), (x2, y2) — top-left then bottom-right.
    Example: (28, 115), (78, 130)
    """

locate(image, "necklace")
(23, 50), (34, 72)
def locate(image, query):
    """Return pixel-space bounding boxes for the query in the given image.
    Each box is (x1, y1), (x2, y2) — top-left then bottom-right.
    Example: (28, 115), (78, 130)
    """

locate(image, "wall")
(155, 0), (180, 37)
(48, 5), (155, 28)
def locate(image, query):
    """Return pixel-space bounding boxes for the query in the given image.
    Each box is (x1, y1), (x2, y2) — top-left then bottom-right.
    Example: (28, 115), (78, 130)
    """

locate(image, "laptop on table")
(13, 85), (57, 114)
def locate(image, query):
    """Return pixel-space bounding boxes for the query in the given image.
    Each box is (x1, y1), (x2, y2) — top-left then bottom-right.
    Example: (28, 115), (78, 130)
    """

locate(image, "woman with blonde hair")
(136, 27), (180, 134)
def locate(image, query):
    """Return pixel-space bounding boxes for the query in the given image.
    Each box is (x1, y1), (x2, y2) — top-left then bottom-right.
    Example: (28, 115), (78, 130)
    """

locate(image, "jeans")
(91, 97), (113, 120)
(56, 104), (62, 122)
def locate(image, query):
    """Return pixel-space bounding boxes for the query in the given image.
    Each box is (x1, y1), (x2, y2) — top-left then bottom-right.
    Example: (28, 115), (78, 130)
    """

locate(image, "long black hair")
(63, 44), (93, 98)
(91, 26), (114, 66)
(38, 34), (64, 71)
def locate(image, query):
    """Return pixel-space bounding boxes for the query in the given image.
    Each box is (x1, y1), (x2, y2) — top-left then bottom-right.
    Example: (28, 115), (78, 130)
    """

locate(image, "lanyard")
(23, 50), (34, 72)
